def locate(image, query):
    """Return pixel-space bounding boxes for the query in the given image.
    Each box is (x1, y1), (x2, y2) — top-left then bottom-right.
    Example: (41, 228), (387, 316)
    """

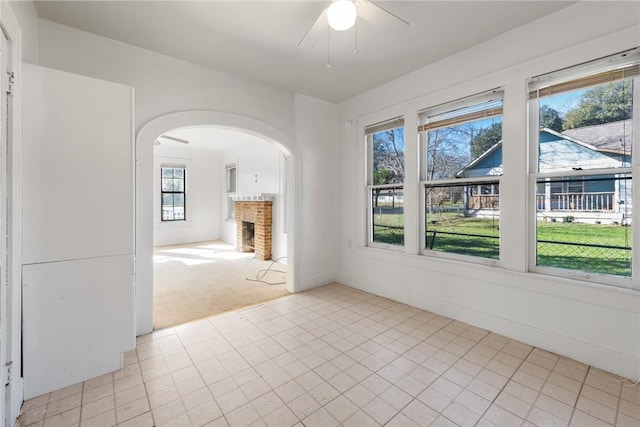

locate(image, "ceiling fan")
(154, 135), (190, 146)
(298, 0), (409, 49)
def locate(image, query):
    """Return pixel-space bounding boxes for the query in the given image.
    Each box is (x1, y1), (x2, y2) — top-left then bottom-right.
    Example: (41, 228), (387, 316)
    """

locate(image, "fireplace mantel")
(231, 193), (276, 202)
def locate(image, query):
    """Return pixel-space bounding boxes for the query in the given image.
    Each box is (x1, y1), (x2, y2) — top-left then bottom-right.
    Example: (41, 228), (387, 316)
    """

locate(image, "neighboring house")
(456, 120), (633, 224)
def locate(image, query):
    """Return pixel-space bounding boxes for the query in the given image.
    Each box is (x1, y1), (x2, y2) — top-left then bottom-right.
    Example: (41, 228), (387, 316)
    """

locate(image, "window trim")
(365, 117), (406, 249)
(160, 165), (186, 222)
(419, 89), (504, 263)
(225, 162), (237, 193)
(527, 52), (638, 289)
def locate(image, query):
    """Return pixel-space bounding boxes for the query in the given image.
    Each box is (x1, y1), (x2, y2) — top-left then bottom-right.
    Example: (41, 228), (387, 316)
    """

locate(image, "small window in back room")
(226, 163), (237, 220)
(161, 166), (186, 221)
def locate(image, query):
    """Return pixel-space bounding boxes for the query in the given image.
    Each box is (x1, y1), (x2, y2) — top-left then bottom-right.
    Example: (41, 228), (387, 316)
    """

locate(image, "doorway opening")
(150, 125), (291, 329)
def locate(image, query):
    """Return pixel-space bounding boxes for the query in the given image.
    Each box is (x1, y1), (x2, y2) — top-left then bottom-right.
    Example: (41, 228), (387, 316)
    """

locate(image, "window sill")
(367, 242), (405, 253)
(352, 244), (639, 311)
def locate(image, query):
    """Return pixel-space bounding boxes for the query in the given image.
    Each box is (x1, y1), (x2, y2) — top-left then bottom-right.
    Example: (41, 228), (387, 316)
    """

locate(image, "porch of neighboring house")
(464, 186), (632, 225)
(535, 176), (632, 225)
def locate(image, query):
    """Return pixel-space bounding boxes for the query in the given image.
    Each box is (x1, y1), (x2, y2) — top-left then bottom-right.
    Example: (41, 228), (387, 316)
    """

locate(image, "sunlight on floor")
(152, 255), (215, 266)
(153, 244), (256, 266)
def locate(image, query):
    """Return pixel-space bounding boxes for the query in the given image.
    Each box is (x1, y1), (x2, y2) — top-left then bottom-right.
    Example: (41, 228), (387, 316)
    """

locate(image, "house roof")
(561, 119), (632, 154)
(456, 120), (631, 177)
(454, 141), (502, 178)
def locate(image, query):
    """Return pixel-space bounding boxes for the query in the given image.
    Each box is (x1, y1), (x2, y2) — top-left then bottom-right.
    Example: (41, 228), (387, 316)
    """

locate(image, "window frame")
(418, 89), (504, 265)
(527, 48), (639, 288)
(160, 165), (187, 222)
(365, 117), (406, 250)
(225, 162), (237, 221)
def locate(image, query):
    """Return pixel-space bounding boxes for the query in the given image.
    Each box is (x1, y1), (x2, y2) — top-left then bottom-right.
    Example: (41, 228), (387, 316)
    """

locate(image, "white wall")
(337, 2), (640, 380)
(7, 0), (39, 63)
(153, 145), (222, 246)
(36, 19), (339, 334)
(295, 94), (338, 289)
(220, 140), (288, 260)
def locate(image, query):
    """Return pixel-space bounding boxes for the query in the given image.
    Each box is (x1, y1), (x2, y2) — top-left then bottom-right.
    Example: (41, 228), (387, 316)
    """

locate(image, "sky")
(540, 88), (586, 116)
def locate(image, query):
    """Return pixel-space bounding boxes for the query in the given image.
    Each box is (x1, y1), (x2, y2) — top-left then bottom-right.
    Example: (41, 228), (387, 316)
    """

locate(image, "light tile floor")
(18, 283), (640, 427)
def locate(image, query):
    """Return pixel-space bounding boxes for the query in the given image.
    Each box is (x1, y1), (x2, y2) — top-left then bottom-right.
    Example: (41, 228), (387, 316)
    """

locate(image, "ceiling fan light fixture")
(327, 0), (357, 31)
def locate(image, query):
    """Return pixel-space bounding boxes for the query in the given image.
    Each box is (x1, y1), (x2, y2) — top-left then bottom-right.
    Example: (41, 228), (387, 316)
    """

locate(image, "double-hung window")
(161, 166), (186, 221)
(366, 118), (405, 247)
(528, 48), (638, 284)
(419, 90), (503, 260)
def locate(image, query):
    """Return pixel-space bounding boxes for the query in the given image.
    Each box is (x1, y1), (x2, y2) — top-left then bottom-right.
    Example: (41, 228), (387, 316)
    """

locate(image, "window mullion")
(534, 167), (633, 179)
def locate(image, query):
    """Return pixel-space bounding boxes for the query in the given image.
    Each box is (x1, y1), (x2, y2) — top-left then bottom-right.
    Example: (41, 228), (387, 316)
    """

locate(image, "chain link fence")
(536, 220), (631, 277)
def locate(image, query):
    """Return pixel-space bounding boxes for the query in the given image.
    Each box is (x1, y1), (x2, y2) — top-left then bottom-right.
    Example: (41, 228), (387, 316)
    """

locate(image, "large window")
(366, 118), (405, 246)
(529, 49), (637, 282)
(161, 166), (186, 221)
(419, 91), (503, 260)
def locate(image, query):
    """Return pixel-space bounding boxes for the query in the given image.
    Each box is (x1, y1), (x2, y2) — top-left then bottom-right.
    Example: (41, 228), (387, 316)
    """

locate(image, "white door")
(22, 64), (135, 399)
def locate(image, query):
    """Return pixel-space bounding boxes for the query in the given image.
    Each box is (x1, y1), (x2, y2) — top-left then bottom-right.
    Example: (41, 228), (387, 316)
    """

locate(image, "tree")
(539, 105), (563, 132)
(469, 122), (502, 160)
(563, 81), (632, 130)
(373, 129), (405, 183)
(372, 128), (404, 207)
(372, 168), (393, 207)
(426, 127), (470, 181)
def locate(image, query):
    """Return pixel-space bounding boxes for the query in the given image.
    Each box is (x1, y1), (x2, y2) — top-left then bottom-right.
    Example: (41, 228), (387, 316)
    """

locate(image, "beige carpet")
(153, 240), (289, 329)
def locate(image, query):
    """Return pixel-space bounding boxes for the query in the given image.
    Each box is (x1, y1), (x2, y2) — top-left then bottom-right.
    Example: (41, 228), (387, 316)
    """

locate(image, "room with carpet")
(152, 125), (289, 329)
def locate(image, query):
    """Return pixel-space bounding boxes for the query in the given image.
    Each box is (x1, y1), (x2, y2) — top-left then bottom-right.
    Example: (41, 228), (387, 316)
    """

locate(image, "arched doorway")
(135, 111), (300, 335)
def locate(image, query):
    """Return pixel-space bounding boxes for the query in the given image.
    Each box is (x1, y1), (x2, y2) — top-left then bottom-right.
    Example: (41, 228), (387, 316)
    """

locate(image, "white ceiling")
(34, 1), (575, 103)
(156, 126), (285, 154)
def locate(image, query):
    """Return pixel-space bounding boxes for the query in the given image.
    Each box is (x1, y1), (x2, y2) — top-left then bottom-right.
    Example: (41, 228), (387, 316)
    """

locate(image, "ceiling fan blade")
(298, 8), (328, 48)
(159, 135), (189, 144)
(355, 0), (409, 34)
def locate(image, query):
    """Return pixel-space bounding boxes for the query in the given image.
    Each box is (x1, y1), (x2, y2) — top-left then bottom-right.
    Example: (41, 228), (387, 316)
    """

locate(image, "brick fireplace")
(234, 198), (273, 260)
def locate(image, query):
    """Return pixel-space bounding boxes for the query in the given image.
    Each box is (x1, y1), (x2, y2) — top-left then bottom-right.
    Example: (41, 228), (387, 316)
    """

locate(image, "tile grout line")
(519, 349), (561, 426)
(471, 340), (537, 426)
(137, 348), (158, 427)
(613, 368), (624, 427)
(567, 365), (590, 426)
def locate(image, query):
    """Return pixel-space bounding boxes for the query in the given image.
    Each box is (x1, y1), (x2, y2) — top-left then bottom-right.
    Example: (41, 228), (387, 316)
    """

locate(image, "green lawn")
(427, 216), (499, 259)
(372, 212), (631, 277)
(536, 222), (631, 276)
(372, 209), (404, 245)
